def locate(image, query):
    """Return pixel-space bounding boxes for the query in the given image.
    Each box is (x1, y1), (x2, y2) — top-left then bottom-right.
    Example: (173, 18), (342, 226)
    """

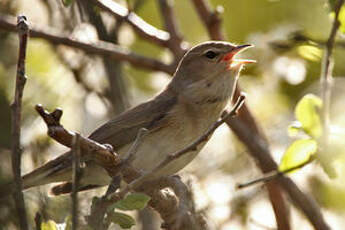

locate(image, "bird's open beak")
(222, 44), (256, 69)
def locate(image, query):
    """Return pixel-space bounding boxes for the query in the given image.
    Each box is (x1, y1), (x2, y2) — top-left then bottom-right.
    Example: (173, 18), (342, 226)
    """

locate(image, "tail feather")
(0, 152), (72, 198)
(22, 152), (73, 189)
(50, 182), (101, 196)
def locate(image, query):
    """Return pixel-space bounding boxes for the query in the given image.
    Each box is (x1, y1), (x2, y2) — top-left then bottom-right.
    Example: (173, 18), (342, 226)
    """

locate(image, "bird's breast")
(118, 98), (227, 177)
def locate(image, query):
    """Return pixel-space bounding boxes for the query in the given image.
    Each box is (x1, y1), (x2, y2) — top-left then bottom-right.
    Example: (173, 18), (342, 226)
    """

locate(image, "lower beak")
(223, 44), (256, 67)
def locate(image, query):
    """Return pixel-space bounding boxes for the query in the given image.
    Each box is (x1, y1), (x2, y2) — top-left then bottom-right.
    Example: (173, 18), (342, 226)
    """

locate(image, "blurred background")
(0, 0), (345, 229)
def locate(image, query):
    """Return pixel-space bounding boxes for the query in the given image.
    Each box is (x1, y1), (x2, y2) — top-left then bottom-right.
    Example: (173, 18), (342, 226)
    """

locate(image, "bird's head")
(170, 41), (255, 103)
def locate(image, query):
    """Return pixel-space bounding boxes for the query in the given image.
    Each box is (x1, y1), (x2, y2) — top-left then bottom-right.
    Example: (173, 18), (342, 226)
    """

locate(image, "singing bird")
(2, 41), (254, 196)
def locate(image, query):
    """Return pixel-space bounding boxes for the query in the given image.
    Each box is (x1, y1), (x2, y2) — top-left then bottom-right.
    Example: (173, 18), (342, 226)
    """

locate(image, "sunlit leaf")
(288, 121), (302, 137)
(295, 94), (322, 138)
(62, 0), (74, 7)
(329, 4), (345, 34)
(108, 211), (136, 229)
(297, 45), (322, 62)
(338, 5), (345, 34)
(108, 193), (151, 212)
(41, 220), (58, 230)
(279, 139), (317, 173)
(64, 216), (72, 230)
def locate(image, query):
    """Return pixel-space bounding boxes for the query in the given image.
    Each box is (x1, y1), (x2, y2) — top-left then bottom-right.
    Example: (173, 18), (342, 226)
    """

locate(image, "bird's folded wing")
(15, 92), (177, 192)
(89, 92), (177, 150)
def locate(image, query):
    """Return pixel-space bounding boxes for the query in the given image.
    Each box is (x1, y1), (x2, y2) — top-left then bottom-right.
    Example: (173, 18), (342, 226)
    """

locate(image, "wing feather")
(89, 92), (177, 149)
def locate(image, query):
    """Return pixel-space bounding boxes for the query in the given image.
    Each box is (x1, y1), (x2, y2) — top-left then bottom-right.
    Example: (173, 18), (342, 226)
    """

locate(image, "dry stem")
(71, 134), (81, 230)
(10, 15), (29, 230)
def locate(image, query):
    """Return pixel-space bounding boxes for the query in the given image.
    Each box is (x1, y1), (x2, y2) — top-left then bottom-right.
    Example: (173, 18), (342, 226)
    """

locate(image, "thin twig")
(249, 218), (276, 230)
(115, 94), (246, 197)
(87, 0), (170, 47)
(122, 128), (149, 164)
(190, 0), (225, 40)
(157, 0), (185, 58)
(35, 104), (123, 177)
(71, 134), (81, 230)
(320, 0), (344, 161)
(0, 14), (174, 74)
(10, 15), (29, 230)
(237, 157), (314, 189)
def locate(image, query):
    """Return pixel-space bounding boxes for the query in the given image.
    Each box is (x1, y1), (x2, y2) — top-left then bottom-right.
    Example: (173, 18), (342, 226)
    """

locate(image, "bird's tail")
(0, 152), (73, 198)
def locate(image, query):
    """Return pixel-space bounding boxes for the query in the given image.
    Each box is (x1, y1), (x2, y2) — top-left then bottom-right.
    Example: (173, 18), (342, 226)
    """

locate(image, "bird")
(1, 41), (254, 197)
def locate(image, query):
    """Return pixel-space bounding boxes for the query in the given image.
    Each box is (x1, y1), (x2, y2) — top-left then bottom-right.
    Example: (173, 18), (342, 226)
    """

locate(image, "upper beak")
(222, 44), (256, 66)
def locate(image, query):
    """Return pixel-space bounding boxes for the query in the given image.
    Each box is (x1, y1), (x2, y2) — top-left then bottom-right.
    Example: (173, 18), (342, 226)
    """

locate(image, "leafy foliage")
(41, 220), (58, 230)
(339, 5), (345, 34)
(279, 139), (317, 173)
(104, 193), (150, 229)
(297, 45), (322, 62)
(280, 94), (322, 173)
(107, 211), (136, 229)
(110, 193), (151, 211)
(295, 94), (322, 138)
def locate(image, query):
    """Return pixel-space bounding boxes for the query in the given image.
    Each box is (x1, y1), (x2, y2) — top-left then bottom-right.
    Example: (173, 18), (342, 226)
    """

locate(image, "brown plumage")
(0, 41), (253, 197)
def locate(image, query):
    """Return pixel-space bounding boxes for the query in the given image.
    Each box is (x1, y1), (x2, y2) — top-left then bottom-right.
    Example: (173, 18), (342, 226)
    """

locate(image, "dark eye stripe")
(205, 51), (218, 59)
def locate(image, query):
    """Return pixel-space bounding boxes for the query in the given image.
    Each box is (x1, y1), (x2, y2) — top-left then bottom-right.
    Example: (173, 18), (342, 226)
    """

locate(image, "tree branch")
(87, 0), (170, 47)
(71, 134), (81, 230)
(237, 157), (314, 189)
(122, 128), (148, 164)
(0, 14), (175, 74)
(35, 104), (123, 177)
(190, 0), (225, 40)
(157, 0), (186, 58)
(320, 0), (344, 175)
(10, 15), (29, 230)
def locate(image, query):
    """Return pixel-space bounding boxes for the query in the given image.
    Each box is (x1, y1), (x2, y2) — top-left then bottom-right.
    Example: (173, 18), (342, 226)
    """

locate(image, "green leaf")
(108, 212), (136, 229)
(109, 193), (151, 211)
(338, 5), (345, 34)
(295, 94), (322, 138)
(62, 0), (74, 7)
(288, 121), (302, 137)
(297, 45), (322, 62)
(279, 139), (317, 173)
(41, 220), (58, 230)
(64, 216), (72, 230)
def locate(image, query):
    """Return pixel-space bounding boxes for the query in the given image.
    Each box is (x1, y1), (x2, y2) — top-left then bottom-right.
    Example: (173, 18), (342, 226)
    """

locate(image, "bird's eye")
(204, 51), (218, 59)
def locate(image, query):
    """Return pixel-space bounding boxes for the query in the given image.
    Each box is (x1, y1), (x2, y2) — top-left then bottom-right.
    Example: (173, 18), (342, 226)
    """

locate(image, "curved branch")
(0, 14), (175, 74)
(190, 0), (225, 40)
(87, 0), (170, 47)
(320, 0), (344, 171)
(157, 0), (185, 58)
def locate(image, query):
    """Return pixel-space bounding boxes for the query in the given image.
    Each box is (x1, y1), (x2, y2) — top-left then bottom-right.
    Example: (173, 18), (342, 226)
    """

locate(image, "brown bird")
(1, 41), (254, 196)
